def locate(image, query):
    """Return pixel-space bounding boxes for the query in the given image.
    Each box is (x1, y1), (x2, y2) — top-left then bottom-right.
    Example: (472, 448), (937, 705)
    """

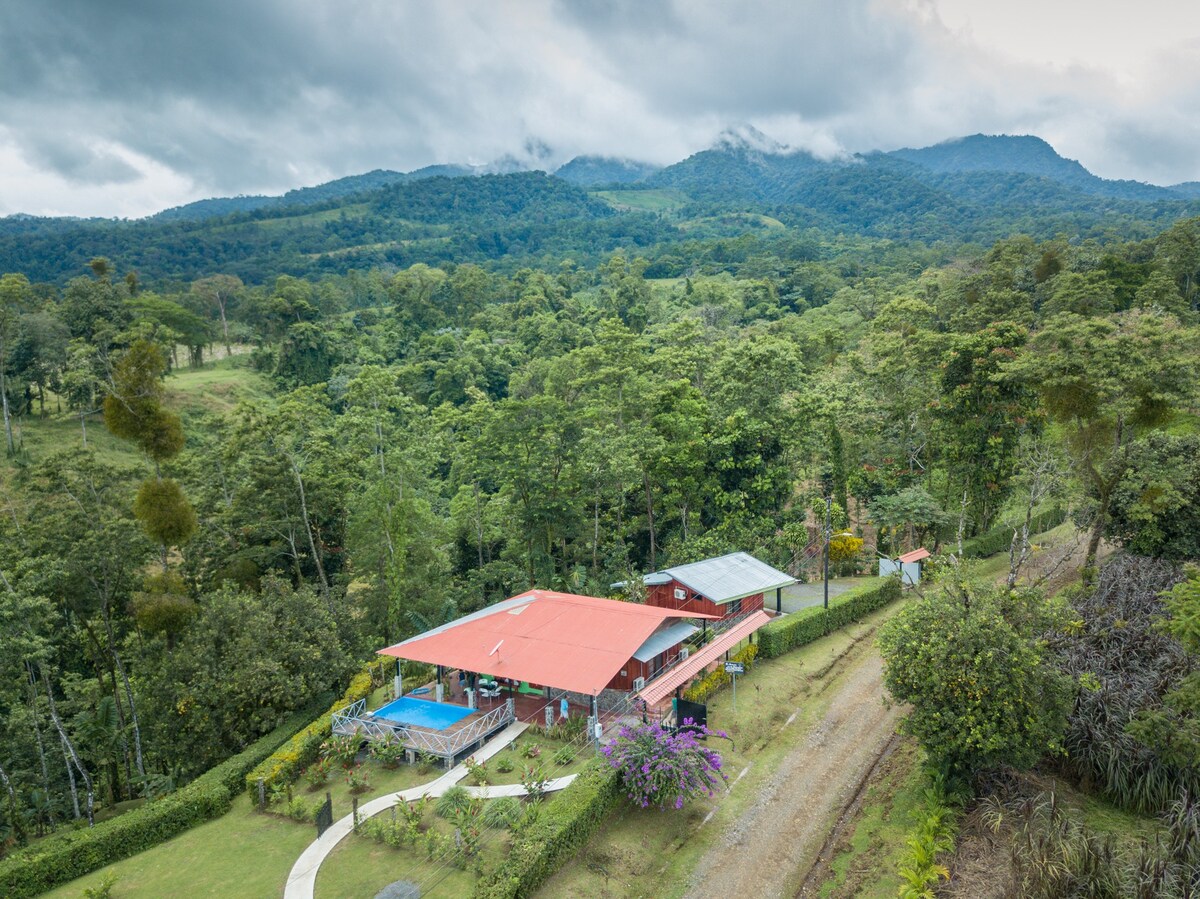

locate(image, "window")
(728, 597), (743, 615)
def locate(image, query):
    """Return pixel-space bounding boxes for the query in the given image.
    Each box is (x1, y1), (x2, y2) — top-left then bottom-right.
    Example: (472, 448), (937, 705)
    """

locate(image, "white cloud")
(0, 0), (1198, 217)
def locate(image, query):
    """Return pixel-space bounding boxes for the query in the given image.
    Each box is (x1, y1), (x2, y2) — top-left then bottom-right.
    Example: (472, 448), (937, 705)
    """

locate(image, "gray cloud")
(0, 0), (1198, 216)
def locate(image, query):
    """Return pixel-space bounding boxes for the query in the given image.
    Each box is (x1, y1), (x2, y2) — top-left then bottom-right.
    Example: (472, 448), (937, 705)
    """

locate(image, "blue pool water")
(370, 696), (475, 730)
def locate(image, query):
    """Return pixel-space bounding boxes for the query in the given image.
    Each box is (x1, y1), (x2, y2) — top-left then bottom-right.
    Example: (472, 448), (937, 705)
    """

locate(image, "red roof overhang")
(378, 590), (718, 696)
(636, 611), (772, 707)
(897, 548), (931, 564)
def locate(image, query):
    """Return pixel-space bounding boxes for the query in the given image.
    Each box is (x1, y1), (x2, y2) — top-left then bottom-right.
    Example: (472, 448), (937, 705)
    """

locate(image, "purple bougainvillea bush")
(601, 720), (729, 810)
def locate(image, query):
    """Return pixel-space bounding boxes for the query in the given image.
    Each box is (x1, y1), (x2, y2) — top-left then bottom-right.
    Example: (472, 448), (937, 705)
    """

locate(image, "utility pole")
(823, 495), (832, 610)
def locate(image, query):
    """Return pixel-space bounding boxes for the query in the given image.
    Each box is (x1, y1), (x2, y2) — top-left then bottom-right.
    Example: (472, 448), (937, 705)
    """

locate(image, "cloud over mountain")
(1, 0), (1198, 217)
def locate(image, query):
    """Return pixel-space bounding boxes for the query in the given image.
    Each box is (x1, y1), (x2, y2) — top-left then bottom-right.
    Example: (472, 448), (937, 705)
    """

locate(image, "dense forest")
(1, 150), (1199, 886)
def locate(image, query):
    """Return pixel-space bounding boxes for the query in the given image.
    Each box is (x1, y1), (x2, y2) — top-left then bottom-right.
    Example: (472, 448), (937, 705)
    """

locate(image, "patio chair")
(479, 679), (502, 700)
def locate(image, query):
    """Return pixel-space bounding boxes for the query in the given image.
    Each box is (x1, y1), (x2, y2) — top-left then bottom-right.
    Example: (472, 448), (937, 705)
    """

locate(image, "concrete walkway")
(284, 721), (529, 899)
(463, 774), (577, 798)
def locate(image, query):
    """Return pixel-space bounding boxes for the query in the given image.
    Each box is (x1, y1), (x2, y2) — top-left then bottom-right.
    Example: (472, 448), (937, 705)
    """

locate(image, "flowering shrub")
(345, 766), (372, 794)
(601, 721), (729, 810)
(521, 764), (550, 800)
(320, 734), (360, 769)
(465, 755), (490, 785)
(302, 757), (333, 789)
(368, 739), (405, 769)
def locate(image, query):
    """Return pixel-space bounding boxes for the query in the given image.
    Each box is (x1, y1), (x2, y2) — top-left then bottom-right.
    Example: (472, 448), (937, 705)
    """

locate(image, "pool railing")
(331, 697), (515, 764)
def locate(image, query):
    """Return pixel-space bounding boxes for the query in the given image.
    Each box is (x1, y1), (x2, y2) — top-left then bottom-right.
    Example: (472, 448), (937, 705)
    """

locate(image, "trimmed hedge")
(959, 507), (1067, 560)
(0, 705), (319, 899)
(758, 576), (902, 659)
(474, 757), (621, 899)
(243, 659), (390, 798)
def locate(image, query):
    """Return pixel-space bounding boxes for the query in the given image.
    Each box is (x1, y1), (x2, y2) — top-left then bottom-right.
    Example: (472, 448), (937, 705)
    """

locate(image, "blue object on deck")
(408, 686), (431, 695)
(373, 696), (474, 730)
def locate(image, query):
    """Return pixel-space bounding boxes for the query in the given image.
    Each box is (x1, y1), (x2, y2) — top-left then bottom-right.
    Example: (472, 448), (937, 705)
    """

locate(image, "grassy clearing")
(316, 825), (480, 899)
(537, 599), (907, 899)
(41, 793), (312, 899)
(815, 738), (926, 899)
(590, 189), (690, 213)
(164, 355), (271, 415)
(1, 356), (268, 493)
(40, 760), (428, 899)
(678, 212), (787, 231)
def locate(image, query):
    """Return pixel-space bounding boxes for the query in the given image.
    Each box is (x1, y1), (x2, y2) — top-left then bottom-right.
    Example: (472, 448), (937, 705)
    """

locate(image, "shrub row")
(0, 705), (319, 899)
(959, 507), (1067, 560)
(683, 642), (758, 704)
(473, 757), (621, 899)
(758, 576), (903, 659)
(243, 658), (392, 799)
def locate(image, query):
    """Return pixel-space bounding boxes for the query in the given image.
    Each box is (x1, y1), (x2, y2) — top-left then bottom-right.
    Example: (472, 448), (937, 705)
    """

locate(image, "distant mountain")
(887, 134), (1172, 201)
(554, 155), (661, 187)
(151, 164), (501, 223)
(4, 129), (1198, 285)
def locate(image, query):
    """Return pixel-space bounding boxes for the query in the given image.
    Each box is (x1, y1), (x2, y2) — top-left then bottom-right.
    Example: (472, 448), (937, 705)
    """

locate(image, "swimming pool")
(370, 696), (475, 730)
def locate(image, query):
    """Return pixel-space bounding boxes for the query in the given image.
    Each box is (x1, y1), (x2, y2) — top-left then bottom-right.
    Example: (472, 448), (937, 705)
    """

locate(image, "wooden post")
(352, 796), (359, 833)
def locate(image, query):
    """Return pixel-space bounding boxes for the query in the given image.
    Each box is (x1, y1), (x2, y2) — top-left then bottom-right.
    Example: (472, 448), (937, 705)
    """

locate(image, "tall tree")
(1006, 310), (1199, 570)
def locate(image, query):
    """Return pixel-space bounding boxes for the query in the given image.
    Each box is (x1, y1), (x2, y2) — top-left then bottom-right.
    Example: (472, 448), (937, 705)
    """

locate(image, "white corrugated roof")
(632, 621), (698, 662)
(651, 551), (796, 604)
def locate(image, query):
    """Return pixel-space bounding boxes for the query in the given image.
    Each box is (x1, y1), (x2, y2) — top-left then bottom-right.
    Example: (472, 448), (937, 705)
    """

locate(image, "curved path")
(284, 721), (570, 899)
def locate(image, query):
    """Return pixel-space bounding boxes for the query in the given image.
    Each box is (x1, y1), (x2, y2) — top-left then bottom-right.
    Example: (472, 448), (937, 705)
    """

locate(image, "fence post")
(352, 796), (359, 833)
(256, 778), (265, 809)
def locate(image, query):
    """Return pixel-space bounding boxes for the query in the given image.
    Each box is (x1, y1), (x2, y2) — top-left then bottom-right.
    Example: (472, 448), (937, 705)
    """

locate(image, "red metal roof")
(897, 548), (931, 564)
(636, 611), (772, 707)
(378, 590), (718, 696)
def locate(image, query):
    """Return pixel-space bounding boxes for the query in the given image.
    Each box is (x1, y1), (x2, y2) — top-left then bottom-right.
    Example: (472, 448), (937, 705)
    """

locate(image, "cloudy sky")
(2, 0), (1198, 218)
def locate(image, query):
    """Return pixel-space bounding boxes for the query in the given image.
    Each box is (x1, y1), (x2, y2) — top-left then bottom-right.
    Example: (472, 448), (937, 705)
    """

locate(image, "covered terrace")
(374, 589), (718, 729)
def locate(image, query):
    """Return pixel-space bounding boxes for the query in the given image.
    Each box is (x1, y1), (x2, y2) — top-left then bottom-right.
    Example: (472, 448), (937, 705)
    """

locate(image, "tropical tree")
(1005, 310), (1199, 570)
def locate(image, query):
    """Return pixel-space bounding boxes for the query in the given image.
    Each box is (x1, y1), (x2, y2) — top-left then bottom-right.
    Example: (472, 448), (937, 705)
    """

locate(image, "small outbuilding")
(879, 547), (930, 585)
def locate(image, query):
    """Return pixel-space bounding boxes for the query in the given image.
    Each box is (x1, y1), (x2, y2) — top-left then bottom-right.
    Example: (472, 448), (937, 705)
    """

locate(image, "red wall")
(646, 580), (764, 619)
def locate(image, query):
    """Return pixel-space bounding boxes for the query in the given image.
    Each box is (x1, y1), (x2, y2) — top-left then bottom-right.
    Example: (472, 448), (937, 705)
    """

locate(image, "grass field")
(41, 759), (431, 899)
(590, 188), (690, 213)
(0, 355), (269, 485)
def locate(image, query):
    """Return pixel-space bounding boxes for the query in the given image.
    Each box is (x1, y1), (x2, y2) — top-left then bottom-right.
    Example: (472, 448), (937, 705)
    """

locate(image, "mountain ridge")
(6, 130), (1191, 225)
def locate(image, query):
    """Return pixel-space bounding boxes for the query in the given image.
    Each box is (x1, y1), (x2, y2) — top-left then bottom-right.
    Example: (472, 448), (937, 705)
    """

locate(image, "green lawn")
(41, 760), (429, 899)
(42, 794), (312, 899)
(316, 827), (480, 899)
(537, 599), (908, 899)
(164, 354), (271, 415)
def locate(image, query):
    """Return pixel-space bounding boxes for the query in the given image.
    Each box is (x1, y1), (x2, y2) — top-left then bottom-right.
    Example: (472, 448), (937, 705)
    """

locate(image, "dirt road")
(682, 637), (905, 899)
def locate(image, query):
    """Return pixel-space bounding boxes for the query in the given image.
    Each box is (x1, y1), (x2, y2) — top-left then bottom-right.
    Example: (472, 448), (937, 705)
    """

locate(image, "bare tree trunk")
(110, 643), (145, 779)
(79, 408), (88, 447)
(43, 666), (94, 826)
(1085, 491), (1110, 574)
(642, 474), (657, 571)
(217, 296), (231, 356)
(593, 496), (600, 574)
(956, 489), (968, 559)
(0, 762), (26, 843)
(25, 663), (55, 828)
(0, 364), (13, 454)
(290, 458), (330, 602)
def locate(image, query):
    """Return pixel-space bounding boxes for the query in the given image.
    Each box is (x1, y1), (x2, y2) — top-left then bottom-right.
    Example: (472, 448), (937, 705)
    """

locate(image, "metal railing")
(331, 698), (515, 760)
